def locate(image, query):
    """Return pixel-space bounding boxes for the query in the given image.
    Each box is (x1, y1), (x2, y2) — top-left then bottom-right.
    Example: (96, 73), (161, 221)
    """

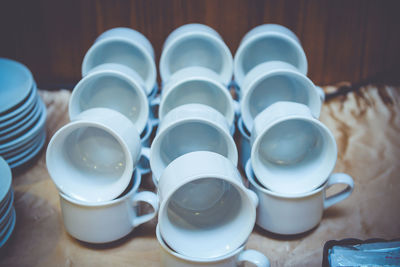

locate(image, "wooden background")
(0, 0), (399, 90)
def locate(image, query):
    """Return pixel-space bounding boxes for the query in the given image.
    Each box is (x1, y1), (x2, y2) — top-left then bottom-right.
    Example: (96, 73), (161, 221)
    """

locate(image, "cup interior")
(84, 40), (152, 87)
(48, 124), (129, 201)
(164, 36), (224, 78)
(253, 118), (336, 194)
(73, 73), (146, 131)
(161, 177), (253, 258)
(247, 73), (314, 122)
(155, 121), (230, 176)
(161, 80), (230, 120)
(239, 35), (304, 78)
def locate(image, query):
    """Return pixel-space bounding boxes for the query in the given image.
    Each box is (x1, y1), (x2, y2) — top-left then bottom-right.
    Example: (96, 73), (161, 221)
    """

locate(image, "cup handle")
(245, 159), (252, 182)
(131, 191), (159, 227)
(149, 117), (159, 129)
(315, 86), (325, 102)
(230, 123), (236, 136)
(233, 99), (241, 117)
(149, 96), (160, 127)
(137, 147), (151, 175)
(324, 173), (354, 209)
(148, 84), (159, 100)
(237, 249), (270, 267)
(247, 189), (259, 208)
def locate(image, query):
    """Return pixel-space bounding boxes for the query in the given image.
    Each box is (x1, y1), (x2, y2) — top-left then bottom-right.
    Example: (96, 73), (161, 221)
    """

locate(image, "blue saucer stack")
(0, 156), (15, 248)
(0, 58), (47, 169)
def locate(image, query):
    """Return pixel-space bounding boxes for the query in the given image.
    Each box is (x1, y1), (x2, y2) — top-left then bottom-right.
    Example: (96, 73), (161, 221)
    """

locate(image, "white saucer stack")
(0, 156), (16, 248)
(0, 58), (47, 169)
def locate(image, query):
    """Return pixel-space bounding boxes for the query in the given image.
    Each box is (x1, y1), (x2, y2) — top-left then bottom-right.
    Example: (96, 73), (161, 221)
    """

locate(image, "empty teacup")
(251, 102), (337, 195)
(156, 225), (270, 267)
(60, 169), (159, 243)
(69, 63), (149, 134)
(157, 151), (258, 258)
(159, 24), (233, 86)
(82, 27), (157, 95)
(158, 66), (236, 128)
(246, 160), (354, 235)
(47, 108), (142, 202)
(234, 24), (307, 88)
(240, 61), (323, 131)
(150, 104), (238, 182)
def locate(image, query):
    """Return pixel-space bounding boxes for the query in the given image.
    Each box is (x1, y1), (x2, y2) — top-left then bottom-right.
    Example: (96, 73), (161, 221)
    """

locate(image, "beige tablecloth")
(0, 85), (399, 266)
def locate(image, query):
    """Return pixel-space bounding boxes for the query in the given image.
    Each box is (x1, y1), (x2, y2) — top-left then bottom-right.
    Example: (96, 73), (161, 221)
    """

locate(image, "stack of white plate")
(0, 156), (15, 248)
(0, 58), (47, 169)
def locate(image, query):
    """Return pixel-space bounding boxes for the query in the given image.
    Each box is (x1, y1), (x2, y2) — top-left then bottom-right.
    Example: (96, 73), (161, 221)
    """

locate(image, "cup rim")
(156, 224), (245, 262)
(241, 67), (319, 131)
(234, 31), (307, 87)
(159, 31), (233, 85)
(159, 72), (235, 126)
(95, 27), (155, 59)
(250, 114), (337, 195)
(46, 119), (134, 202)
(237, 116), (251, 140)
(158, 161), (246, 204)
(59, 169), (141, 207)
(150, 117), (237, 181)
(81, 37), (157, 94)
(246, 160), (326, 198)
(69, 66), (149, 134)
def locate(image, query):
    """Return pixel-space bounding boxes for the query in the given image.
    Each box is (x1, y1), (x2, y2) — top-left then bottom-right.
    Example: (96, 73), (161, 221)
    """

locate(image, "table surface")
(0, 84), (399, 267)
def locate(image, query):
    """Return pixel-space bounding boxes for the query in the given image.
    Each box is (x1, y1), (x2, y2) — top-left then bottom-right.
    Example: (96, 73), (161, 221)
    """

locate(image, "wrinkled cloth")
(0, 85), (399, 267)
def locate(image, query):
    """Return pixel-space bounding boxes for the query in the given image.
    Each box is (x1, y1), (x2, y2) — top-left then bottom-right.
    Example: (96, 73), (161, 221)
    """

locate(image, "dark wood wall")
(0, 0), (399, 89)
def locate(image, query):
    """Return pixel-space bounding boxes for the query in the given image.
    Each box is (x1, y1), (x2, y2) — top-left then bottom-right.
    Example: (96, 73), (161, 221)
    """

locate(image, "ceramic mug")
(81, 27), (157, 95)
(60, 169), (159, 243)
(150, 104), (238, 182)
(246, 160), (354, 235)
(157, 151), (258, 259)
(156, 225), (270, 267)
(157, 66), (236, 128)
(159, 23), (233, 86)
(46, 108), (143, 202)
(234, 24), (307, 88)
(240, 61), (323, 131)
(69, 63), (149, 134)
(251, 102), (337, 195)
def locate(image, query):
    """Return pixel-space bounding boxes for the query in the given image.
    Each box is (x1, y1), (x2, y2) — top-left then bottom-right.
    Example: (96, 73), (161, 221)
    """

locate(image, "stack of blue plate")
(0, 156), (15, 248)
(0, 58), (47, 169)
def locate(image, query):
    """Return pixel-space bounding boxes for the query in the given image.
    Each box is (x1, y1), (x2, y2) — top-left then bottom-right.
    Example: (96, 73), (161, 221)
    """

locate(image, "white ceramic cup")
(251, 101), (337, 195)
(46, 108), (142, 202)
(234, 24), (307, 88)
(240, 60), (323, 131)
(158, 151), (258, 259)
(245, 160), (354, 235)
(69, 63), (149, 134)
(81, 27), (157, 95)
(157, 66), (236, 128)
(60, 169), (159, 243)
(156, 225), (270, 267)
(160, 23), (233, 86)
(150, 103), (238, 182)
